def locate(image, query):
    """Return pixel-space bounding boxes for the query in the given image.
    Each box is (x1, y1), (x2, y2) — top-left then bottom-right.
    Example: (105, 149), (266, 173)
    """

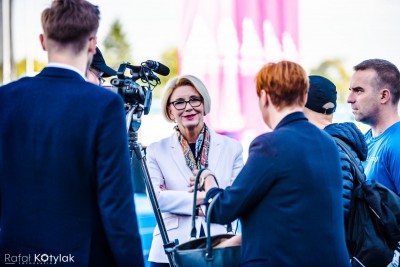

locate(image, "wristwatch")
(199, 173), (216, 191)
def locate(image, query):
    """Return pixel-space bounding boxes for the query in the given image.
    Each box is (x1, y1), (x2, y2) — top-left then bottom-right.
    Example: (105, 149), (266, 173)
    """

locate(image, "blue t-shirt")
(363, 121), (400, 195)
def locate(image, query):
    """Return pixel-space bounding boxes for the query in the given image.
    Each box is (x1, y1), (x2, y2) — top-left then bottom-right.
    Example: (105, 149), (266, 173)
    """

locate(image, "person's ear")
(304, 91), (308, 106)
(380, 88), (391, 104)
(259, 90), (268, 107)
(168, 107), (175, 121)
(39, 34), (47, 51)
(88, 36), (97, 55)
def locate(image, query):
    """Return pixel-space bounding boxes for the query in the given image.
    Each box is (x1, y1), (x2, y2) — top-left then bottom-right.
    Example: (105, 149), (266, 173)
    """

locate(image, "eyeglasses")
(89, 68), (105, 85)
(169, 97), (202, 110)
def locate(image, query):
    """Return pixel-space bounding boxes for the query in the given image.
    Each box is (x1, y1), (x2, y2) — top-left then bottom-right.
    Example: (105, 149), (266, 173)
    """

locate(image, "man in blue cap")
(87, 47), (117, 85)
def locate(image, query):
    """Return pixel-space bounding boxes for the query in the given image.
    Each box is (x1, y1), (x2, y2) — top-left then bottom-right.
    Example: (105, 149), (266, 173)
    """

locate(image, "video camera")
(110, 60), (170, 115)
(110, 61), (175, 266)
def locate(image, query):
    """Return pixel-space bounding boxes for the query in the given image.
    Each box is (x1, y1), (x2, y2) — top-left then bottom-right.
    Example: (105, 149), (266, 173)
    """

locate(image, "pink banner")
(179, 0), (299, 140)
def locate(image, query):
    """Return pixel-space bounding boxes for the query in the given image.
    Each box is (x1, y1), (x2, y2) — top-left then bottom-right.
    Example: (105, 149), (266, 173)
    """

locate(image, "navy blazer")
(0, 67), (144, 267)
(206, 112), (350, 266)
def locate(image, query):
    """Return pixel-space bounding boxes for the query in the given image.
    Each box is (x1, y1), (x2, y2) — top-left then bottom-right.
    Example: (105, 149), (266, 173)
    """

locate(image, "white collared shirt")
(47, 62), (86, 80)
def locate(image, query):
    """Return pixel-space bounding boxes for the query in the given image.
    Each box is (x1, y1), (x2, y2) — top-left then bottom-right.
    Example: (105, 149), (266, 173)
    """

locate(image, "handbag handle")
(190, 168), (208, 239)
(191, 170), (234, 262)
(206, 192), (223, 261)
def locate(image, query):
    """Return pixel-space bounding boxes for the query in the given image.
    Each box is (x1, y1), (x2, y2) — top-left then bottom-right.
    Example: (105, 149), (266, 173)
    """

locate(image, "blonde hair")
(161, 75), (211, 122)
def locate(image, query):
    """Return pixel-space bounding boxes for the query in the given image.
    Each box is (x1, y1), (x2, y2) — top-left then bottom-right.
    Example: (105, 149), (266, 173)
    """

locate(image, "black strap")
(206, 192), (222, 260)
(194, 125), (207, 169)
(333, 137), (365, 185)
(190, 168), (232, 240)
(191, 168), (208, 238)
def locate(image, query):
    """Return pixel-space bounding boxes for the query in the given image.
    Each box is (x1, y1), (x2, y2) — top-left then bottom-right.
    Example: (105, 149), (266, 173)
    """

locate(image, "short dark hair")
(354, 59), (400, 105)
(41, 0), (100, 53)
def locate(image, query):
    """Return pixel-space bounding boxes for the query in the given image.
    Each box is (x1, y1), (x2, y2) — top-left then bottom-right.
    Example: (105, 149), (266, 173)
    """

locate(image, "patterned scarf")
(175, 124), (210, 171)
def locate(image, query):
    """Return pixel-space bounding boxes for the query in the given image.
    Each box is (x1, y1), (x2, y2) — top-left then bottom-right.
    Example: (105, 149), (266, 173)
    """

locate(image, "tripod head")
(125, 103), (143, 134)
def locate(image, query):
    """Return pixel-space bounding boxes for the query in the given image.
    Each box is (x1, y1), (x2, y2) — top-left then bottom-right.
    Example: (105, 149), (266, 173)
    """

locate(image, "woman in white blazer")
(146, 75), (244, 266)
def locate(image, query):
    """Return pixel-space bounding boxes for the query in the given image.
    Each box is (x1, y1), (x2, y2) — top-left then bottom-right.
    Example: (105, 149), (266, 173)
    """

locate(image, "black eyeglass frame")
(169, 97), (203, 110)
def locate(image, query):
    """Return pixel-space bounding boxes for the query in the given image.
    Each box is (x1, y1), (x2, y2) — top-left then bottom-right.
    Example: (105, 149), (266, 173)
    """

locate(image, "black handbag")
(170, 169), (241, 267)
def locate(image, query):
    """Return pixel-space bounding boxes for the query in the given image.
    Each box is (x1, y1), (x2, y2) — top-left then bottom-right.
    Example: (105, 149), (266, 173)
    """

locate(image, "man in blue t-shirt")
(348, 58), (400, 195)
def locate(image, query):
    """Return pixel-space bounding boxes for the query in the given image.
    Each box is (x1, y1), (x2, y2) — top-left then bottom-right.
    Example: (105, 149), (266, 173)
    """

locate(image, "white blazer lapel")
(207, 129), (222, 172)
(169, 134), (192, 184)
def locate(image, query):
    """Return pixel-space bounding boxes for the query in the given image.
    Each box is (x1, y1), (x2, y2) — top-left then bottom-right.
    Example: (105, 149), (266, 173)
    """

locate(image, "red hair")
(256, 61), (309, 110)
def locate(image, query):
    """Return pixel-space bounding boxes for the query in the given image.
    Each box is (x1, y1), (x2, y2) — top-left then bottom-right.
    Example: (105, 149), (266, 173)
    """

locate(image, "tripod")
(126, 103), (176, 267)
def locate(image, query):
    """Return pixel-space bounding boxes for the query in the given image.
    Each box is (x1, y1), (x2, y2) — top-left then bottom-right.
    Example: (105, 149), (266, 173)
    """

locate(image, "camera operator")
(87, 46), (117, 85)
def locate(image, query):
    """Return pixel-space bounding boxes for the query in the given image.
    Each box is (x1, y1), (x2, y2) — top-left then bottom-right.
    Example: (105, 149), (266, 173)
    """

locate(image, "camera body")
(110, 62), (158, 115)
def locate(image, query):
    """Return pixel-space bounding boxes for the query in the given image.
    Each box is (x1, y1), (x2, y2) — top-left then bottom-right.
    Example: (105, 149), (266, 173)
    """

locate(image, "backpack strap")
(333, 137), (365, 185)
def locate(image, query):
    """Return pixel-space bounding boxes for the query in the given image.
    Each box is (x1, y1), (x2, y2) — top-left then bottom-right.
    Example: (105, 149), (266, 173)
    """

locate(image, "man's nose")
(347, 91), (354, 103)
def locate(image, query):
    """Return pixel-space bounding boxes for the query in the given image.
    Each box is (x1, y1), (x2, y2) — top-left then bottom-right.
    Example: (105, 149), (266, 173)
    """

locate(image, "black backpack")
(334, 137), (400, 267)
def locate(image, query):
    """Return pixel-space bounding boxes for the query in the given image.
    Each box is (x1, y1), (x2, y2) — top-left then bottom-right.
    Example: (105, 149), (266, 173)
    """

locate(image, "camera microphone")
(143, 60), (170, 76)
(112, 60), (169, 116)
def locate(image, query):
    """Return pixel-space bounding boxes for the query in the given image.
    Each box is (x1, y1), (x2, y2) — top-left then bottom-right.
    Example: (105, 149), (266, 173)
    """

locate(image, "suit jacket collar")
(275, 111), (307, 130)
(37, 66), (86, 82)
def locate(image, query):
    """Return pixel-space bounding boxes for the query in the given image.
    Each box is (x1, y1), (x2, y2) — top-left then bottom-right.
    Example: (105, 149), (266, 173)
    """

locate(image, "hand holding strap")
(190, 168), (208, 239)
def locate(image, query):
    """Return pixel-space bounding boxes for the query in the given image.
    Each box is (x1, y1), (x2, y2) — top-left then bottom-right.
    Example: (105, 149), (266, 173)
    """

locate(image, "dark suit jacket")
(0, 67), (144, 267)
(206, 112), (350, 267)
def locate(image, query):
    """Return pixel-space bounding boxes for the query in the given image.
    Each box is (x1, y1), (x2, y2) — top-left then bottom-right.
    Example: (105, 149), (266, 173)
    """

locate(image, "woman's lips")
(184, 114), (196, 120)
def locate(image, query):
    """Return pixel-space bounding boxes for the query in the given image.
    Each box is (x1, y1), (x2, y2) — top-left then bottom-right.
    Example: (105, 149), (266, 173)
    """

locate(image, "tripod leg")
(132, 141), (176, 267)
